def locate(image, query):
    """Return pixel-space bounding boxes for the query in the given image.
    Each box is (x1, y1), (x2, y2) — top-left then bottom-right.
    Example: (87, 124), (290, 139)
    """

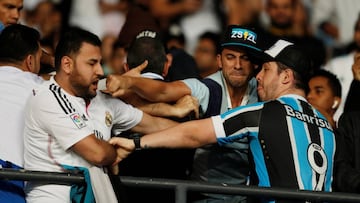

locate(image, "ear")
(62, 56), (73, 74)
(216, 54), (222, 68)
(124, 63), (130, 72)
(162, 54), (173, 77)
(332, 97), (341, 109)
(25, 54), (34, 72)
(281, 69), (292, 84)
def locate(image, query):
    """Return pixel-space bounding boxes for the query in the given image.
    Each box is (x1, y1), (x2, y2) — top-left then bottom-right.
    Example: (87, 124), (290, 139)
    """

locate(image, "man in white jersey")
(23, 27), (177, 203)
(0, 24), (43, 203)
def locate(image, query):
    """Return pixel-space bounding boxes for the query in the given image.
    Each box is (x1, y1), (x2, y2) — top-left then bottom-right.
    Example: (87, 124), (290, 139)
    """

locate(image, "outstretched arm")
(139, 95), (199, 119)
(109, 118), (216, 164)
(106, 74), (191, 102)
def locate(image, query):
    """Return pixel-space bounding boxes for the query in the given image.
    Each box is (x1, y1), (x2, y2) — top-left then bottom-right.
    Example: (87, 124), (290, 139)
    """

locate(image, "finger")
(194, 106), (199, 119)
(111, 89), (127, 98)
(109, 137), (121, 145)
(110, 164), (119, 175)
(136, 60), (148, 72)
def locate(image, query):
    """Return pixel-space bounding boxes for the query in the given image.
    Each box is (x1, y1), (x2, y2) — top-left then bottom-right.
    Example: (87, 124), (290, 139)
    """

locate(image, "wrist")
(132, 134), (141, 151)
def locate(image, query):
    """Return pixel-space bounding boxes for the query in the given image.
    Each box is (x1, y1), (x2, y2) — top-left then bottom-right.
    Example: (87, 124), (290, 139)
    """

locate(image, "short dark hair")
(0, 24), (40, 63)
(127, 32), (167, 75)
(198, 31), (221, 54)
(54, 27), (101, 70)
(309, 69), (342, 97)
(276, 61), (308, 91)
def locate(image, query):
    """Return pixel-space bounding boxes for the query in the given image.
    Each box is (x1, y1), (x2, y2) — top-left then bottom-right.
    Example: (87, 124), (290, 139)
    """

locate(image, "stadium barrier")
(1, 168), (360, 203)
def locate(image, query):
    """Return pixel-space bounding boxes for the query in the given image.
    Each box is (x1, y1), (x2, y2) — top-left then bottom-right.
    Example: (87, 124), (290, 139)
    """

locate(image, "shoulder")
(29, 81), (67, 113)
(206, 71), (223, 85)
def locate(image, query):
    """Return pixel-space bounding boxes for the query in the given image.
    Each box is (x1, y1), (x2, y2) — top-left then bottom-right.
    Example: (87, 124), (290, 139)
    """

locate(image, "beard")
(73, 83), (97, 100)
(271, 19), (292, 30)
(70, 75), (97, 100)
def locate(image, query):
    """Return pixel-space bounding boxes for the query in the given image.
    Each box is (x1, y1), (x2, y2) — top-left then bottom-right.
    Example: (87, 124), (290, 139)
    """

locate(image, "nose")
(256, 68), (263, 82)
(96, 64), (104, 77)
(306, 91), (314, 101)
(234, 58), (242, 69)
(11, 9), (20, 22)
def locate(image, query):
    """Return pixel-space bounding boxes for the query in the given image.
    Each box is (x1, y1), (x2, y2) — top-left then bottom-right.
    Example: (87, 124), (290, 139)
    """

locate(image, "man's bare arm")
(106, 75), (191, 103)
(130, 112), (178, 134)
(139, 95), (199, 119)
(109, 118), (217, 164)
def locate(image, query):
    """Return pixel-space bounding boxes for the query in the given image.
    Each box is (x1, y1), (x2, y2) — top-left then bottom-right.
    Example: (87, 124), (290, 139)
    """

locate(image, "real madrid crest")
(105, 111), (112, 127)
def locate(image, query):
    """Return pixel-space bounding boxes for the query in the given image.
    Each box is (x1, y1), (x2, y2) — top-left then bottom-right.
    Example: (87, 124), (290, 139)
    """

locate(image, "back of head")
(127, 30), (167, 75)
(0, 24), (40, 64)
(54, 27), (101, 71)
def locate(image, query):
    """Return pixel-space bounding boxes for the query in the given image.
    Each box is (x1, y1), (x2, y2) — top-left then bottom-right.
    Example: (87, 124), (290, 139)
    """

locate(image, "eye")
(226, 54), (235, 60)
(240, 55), (249, 61)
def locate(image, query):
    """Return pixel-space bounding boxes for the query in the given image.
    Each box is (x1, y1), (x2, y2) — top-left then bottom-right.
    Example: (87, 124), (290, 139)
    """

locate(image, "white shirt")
(323, 52), (355, 121)
(311, 0), (360, 46)
(24, 77), (142, 203)
(0, 66), (43, 167)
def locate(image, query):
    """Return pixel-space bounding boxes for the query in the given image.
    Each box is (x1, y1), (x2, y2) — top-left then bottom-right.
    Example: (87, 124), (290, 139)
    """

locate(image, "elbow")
(89, 151), (116, 166)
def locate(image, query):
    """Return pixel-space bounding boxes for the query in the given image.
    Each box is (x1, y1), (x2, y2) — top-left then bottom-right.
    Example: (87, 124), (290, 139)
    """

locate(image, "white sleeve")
(110, 98), (143, 132)
(211, 115), (226, 139)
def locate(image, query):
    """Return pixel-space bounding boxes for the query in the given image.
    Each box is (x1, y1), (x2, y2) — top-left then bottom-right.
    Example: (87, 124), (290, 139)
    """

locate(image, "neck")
(277, 87), (306, 99)
(227, 84), (248, 108)
(54, 74), (76, 96)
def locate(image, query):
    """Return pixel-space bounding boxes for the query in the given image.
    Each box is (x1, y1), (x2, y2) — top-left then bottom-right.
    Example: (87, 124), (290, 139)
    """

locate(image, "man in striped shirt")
(110, 39), (336, 203)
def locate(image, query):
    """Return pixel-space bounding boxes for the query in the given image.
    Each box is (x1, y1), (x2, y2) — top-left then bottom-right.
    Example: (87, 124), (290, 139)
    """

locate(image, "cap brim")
(247, 49), (274, 65)
(221, 42), (262, 52)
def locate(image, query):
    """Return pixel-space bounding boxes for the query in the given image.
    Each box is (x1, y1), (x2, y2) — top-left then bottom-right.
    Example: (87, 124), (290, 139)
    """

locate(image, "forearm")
(141, 118), (216, 149)
(131, 113), (178, 134)
(109, 118), (216, 165)
(72, 135), (117, 166)
(139, 102), (177, 117)
(139, 102), (196, 118)
(131, 78), (189, 102)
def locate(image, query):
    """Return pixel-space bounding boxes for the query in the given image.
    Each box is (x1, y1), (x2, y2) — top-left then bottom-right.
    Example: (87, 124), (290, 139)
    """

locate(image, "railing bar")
(0, 168), (84, 184)
(175, 185), (187, 203)
(118, 176), (360, 203)
(2, 169), (360, 202)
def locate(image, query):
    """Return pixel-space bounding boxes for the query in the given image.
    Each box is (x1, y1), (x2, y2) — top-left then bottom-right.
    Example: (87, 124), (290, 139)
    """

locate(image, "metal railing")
(2, 168), (360, 203)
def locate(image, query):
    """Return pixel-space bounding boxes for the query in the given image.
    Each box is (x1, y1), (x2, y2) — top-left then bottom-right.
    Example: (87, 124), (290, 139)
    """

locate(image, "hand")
(102, 60), (148, 96)
(172, 95), (200, 119)
(108, 137), (135, 165)
(352, 52), (360, 81)
(102, 74), (131, 97)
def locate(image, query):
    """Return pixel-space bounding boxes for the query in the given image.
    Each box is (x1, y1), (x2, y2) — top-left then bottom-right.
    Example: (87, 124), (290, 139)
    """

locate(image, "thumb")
(135, 60), (148, 72)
